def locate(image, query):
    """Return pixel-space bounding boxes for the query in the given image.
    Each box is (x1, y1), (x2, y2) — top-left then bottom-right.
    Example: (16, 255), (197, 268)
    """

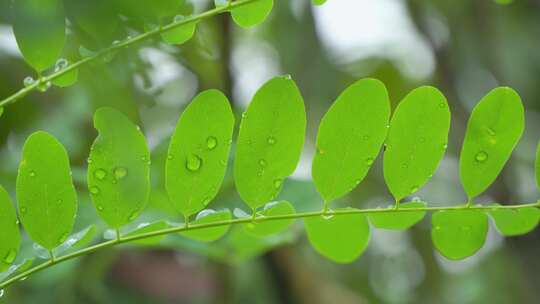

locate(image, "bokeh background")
(1, 0), (540, 303)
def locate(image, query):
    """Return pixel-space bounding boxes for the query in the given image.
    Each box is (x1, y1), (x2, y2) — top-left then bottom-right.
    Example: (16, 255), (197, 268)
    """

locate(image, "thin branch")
(1, 201), (538, 289)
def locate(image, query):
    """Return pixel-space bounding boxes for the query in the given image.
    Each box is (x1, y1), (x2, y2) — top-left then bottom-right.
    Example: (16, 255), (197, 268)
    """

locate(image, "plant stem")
(0, 0), (260, 108)
(0, 201), (538, 289)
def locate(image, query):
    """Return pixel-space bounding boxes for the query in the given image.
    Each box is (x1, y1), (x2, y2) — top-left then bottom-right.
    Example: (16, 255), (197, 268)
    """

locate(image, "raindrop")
(273, 179), (282, 189)
(23, 76), (35, 87)
(411, 185), (419, 193)
(317, 148), (325, 155)
(284, 74), (292, 80)
(259, 159), (267, 167)
(20, 207), (27, 214)
(201, 196), (212, 205)
(365, 157), (374, 166)
(167, 154), (174, 160)
(186, 154), (202, 172)
(97, 205), (104, 211)
(128, 211), (138, 221)
(435, 225), (441, 230)
(412, 196), (422, 202)
(36, 79), (51, 92)
(486, 127), (496, 136)
(442, 143), (448, 150)
(174, 14), (185, 22)
(29, 171), (36, 177)
(322, 209), (334, 220)
(89, 186), (100, 195)
(438, 102), (446, 108)
(56, 199), (63, 204)
(196, 209), (216, 220)
(20, 277), (27, 281)
(3, 249), (16, 264)
(112, 40), (121, 46)
(94, 168), (107, 180)
(267, 136), (276, 145)
(0, 289), (4, 298)
(114, 167), (128, 179)
(206, 136), (218, 150)
(54, 58), (68, 72)
(241, 112), (248, 119)
(475, 151), (488, 163)
(87, 157), (93, 164)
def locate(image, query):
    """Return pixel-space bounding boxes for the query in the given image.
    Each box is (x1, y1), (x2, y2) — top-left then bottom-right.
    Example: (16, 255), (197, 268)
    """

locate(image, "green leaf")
(228, 0), (273, 28)
(0, 186), (20, 272)
(312, 78), (390, 201)
(536, 141), (540, 191)
(88, 107), (151, 228)
(226, 226), (295, 261)
(368, 200), (427, 230)
(0, 259), (34, 281)
(125, 221), (168, 245)
(166, 90), (234, 217)
(54, 225), (97, 255)
(489, 205), (540, 236)
(181, 209), (232, 242)
(161, 17), (197, 45)
(384, 86), (451, 202)
(244, 200), (295, 236)
(52, 63), (78, 88)
(312, 0), (327, 5)
(304, 209), (370, 263)
(459, 87), (524, 199)
(431, 209), (488, 260)
(16, 131), (77, 250)
(234, 76), (306, 210)
(13, 0), (66, 72)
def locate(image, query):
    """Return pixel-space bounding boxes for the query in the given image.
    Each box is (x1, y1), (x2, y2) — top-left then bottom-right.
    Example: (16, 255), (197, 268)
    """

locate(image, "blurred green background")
(1, 0), (540, 303)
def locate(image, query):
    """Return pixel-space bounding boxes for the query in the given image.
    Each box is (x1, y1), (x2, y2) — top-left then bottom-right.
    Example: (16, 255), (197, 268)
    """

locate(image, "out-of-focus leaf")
(244, 200), (295, 236)
(17, 131), (77, 250)
(87, 107), (150, 228)
(431, 209), (488, 260)
(459, 87), (524, 199)
(51, 59), (78, 88)
(384, 86), (450, 202)
(312, 0), (327, 5)
(0, 259), (34, 281)
(304, 209), (370, 263)
(489, 205), (540, 236)
(234, 76), (306, 210)
(312, 78), (390, 201)
(166, 90), (234, 217)
(221, 0), (273, 28)
(181, 209), (232, 242)
(368, 200), (427, 230)
(13, 0), (66, 72)
(53, 225), (97, 255)
(0, 186), (20, 272)
(161, 16), (198, 45)
(125, 220), (168, 245)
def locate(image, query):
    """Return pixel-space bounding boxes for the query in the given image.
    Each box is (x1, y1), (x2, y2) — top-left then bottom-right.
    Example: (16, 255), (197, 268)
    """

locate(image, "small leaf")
(384, 86), (451, 202)
(0, 186), (20, 272)
(88, 107), (151, 228)
(244, 200), (295, 237)
(161, 17), (197, 45)
(459, 87), (524, 199)
(312, 78), (390, 201)
(234, 76), (306, 210)
(312, 0), (327, 5)
(52, 66), (78, 88)
(368, 200), (427, 230)
(125, 221), (168, 245)
(181, 209), (232, 242)
(17, 131), (77, 250)
(166, 90), (234, 217)
(431, 209), (488, 260)
(304, 209), (370, 263)
(13, 0), (66, 72)
(489, 205), (540, 236)
(227, 0), (273, 28)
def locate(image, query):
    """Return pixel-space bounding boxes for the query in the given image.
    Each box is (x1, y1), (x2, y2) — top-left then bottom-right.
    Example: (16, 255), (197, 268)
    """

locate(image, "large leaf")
(489, 205), (540, 236)
(87, 107), (150, 228)
(166, 89), (234, 217)
(431, 209), (488, 260)
(16, 131), (77, 250)
(0, 186), (20, 272)
(226, 0), (273, 28)
(234, 76), (306, 210)
(459, 87), (524, 199)
(368, 200), (427, 230)
(312, 78), (390, 201)
(304, 209), (370, 263)
(244, 200), (295, 237)
(13, 0), (66, 72)
(384, 86), (450, 202)
(181, 209), (232, 242)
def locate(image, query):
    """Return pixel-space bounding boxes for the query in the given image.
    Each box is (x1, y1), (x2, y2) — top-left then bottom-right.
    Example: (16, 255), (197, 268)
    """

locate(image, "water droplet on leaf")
(114, 167), (128, 179)
(23, 76), (35, 87)
(89, 186), (100, 195)
(259, 159), (267, 167)
(3, 249), (16, 264)
(29, 171), (36, 177)
(94, 169), (106, 180)
(54, 58), (68, 72)
(267, 136), (276, 145)
(273, 179), (282, 189)
(475, 151), (488, 163)
(186, 154), (202, 172)
(97, 205), (104, 211)
(206, 136), (217, 150)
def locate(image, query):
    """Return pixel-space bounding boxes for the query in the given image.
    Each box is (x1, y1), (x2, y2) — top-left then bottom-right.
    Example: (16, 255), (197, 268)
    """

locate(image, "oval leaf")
(54, 225), (97, 255)
(431, 209), (488, 260)
(13, 0), (66, 72)
(0, 186), (20, 272)
(368, 200), (427, 230)
(88, 107), (150, 228)
(181, 209), (232, 242)
(459, 87), (525, 199)
(489, 205), (540, 236)
(234, 76), (306, 210)
(166, 89), (234, 217)
(229, 0), (273, 28)
(125, 221), (168, 245)
(161, 18), (197, 45)
(304, 209), (370, 263)
(244, 200), (295, 236)
(384, 86), (450, 202)
(312, 78), (390, 201)
(17, 131), (77, 250)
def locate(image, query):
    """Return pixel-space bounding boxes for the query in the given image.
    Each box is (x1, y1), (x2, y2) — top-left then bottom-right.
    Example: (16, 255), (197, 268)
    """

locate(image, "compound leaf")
(489, 205), (540, 236)
(87, 107), (150, 228)
(166, 89), (234, 217)
(244, 200), (295, 237)
(312, 78), (390, 201)
(234, 76), (306, 210)
(431, 209), (488, 260)
(0, 186), (20, 272)
(384, 86), (450, 202)
(304, 209), (370, 263)
(13, 0), (66, 72)
(16, 131), (77, 250)
(459, 87), (524, 199)
(181, 209), (232, 242)
(369, 200), (427, 230)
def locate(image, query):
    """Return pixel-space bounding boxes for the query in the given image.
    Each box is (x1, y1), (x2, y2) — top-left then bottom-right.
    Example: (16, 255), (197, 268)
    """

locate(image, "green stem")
(0, 0), (260, 108)
(1, 201), (538, 289)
